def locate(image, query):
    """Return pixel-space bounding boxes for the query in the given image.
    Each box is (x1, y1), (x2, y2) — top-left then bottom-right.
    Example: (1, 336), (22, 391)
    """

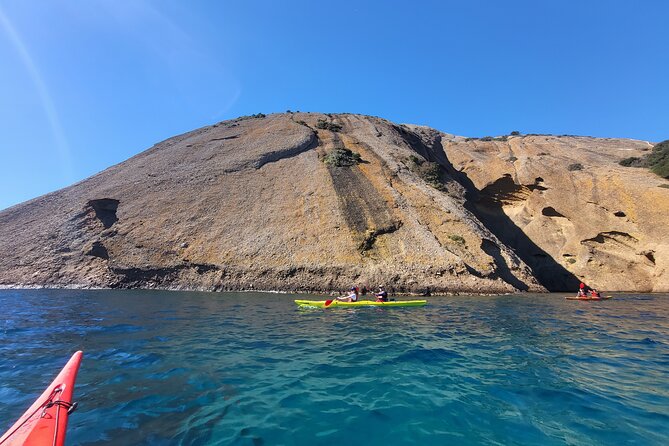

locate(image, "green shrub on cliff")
(316, 119), (342, 131)
(406, 156), (448, 191)
(237, 113), (266, 121)
(619, 156), (644, 167)
(449, 234), (465, 244)
(464, 135), (509, 142)
(323, 148), (361, 166)
(648, 140), (669, 178)
(420, 162), (444, 188)
(618, 139), (669, 179)
(408, 155), (423, 165)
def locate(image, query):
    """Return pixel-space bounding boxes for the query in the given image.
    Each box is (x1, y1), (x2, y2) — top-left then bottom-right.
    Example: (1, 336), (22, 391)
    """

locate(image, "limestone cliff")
(438, 131), (668, 292)
(0, 113), (666, 293)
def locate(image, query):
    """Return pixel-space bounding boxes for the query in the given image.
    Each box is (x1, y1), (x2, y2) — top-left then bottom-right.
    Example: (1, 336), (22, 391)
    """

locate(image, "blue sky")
(1, 0), (668, 210)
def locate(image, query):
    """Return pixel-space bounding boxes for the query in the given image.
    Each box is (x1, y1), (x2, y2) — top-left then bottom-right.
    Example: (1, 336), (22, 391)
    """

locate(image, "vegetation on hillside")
(619, 156), (645, 167)
(323, 148), (361, 167)
(465, 132), (594, 141)
(619, 139), (669, 179)
(465, 135), (509, 142)
(316, 119), (342, 132)
(406, 155), (448, 191)
(449, 234), (465, 244)
(648, 140), (669, 178)
(237, 113), (266, 120)
(465, 131), (521, 142)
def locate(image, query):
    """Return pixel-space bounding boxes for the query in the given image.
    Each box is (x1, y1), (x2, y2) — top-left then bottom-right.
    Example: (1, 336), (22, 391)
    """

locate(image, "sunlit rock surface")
(0, 113), (666, 293)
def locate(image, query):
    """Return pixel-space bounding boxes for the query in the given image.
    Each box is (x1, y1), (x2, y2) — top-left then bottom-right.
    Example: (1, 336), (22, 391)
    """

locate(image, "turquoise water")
(1, 290), (668, 445)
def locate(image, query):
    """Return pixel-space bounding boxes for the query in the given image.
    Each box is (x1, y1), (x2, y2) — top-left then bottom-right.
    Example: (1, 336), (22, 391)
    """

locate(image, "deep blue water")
(1, 290), (668, 445)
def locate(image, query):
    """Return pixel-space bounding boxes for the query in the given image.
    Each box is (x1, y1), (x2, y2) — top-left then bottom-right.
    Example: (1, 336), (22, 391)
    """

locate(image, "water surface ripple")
(1, 290), (668, 445)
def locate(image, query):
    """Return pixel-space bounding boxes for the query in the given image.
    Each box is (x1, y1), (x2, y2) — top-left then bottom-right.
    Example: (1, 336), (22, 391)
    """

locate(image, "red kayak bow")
(0, 351), (83, 446)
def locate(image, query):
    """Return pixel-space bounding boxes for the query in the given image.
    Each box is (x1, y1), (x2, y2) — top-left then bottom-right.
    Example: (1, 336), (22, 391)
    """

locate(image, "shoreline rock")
(1, 113), (666, 293)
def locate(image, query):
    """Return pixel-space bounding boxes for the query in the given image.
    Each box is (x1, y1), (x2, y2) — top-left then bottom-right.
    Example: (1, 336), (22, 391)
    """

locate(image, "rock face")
(0, 113), (666, 293)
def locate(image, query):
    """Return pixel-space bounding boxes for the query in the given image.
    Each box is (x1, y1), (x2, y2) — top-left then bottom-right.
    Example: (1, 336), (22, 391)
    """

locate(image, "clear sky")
(1, 0), (668, 210)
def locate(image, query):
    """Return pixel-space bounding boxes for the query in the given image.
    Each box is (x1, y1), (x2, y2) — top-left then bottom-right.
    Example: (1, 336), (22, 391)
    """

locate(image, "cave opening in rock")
(644, 251), (656, 264)
(87, 199), (120, 229)
(541, 207), (566, 218)
(86, 241), (109, 259)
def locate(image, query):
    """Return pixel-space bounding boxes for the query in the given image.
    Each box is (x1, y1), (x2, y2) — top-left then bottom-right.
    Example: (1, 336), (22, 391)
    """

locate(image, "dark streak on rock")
(254, 132), (318, 169)
(326, 136), (397, 238)
(480, 239), (530, 291)
(581, 231), (638, 245)
(359, 221), (403, 252)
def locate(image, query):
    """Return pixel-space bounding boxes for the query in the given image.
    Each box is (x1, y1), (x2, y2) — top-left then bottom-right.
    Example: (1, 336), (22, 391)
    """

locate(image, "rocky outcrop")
(0, 113), (666, 293)
(435, 131), (668, 292)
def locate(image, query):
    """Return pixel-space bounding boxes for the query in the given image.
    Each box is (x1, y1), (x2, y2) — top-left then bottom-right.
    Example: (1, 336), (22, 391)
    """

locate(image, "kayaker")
(335, 286), (359, 302)
(375, 286), (388, 302)
(577, 282), (587, 297)
(590, 289), (601, 298)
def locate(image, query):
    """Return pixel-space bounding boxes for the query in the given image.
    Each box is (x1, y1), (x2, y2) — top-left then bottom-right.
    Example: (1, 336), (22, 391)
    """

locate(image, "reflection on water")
(1, 290), (668, 445)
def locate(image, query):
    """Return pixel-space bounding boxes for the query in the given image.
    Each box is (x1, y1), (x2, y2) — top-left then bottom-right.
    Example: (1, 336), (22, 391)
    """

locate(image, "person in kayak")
(577, 282), (587, 297)
(589, 288), (601, 298)
(335, 286), (359, 302)
(375, 286), (388, 302)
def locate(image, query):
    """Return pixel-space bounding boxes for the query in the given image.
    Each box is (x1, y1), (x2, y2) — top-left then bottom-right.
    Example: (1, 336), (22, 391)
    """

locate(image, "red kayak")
(565, 295), (612, 301)
(0, 351), (83, 446)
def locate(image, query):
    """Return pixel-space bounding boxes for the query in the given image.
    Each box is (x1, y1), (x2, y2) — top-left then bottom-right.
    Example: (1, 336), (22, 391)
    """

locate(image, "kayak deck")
(295, 299), (427, 308)
(0, 351), (83, 446)
(565, 296), (613, 301)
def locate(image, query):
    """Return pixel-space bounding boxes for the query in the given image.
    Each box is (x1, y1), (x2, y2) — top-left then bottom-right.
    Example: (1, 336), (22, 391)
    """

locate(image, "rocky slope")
(0, 113), (666, 293)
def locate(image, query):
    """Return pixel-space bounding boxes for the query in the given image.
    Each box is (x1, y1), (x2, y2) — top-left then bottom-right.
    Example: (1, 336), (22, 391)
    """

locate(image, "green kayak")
(295, 299), (427, 308)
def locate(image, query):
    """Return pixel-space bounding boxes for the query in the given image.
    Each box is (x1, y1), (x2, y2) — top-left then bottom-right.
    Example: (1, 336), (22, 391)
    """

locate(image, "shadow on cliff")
(399, 126), (581, 292)
(479, 238), (531, 291)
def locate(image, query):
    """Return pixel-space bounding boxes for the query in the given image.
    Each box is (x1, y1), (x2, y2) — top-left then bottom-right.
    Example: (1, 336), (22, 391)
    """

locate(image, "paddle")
(326, 287), (359, 307)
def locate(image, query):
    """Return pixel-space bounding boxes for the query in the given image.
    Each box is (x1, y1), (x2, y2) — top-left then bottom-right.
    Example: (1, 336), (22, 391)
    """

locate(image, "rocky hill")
(0, 113), (666, 293)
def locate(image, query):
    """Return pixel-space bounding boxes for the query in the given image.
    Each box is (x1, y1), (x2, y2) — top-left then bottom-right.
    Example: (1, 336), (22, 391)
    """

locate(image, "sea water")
(0, 290), (668, 445)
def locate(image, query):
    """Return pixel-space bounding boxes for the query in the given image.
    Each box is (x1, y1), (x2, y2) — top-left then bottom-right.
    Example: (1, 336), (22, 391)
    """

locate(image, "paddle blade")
(325, 299), (334, 307)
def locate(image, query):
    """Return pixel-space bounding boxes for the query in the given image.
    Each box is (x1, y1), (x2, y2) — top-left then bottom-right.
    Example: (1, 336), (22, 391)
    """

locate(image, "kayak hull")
(295, 299), (427, 308)
(565, 296), (613, 301)
(0, 351), (83, 446)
